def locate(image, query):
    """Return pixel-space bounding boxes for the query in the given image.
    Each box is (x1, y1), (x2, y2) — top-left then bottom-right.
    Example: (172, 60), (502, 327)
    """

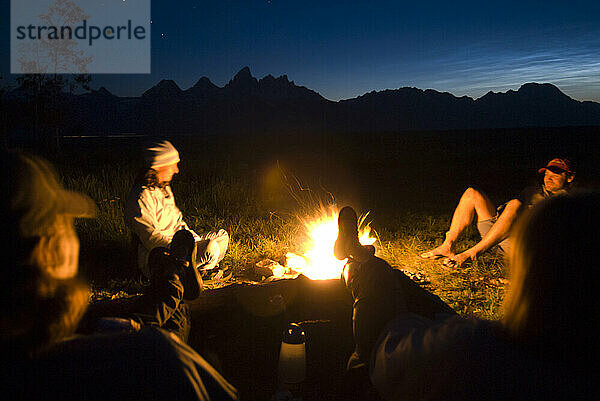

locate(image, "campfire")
(283, 205), (377, 280)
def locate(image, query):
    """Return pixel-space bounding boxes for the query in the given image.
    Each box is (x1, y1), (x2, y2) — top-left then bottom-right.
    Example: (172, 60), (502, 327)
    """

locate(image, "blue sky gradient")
(2, 0), (599, 101)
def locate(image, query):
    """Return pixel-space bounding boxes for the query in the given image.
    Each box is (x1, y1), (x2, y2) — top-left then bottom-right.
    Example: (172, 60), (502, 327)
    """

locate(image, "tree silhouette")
(13, 0), (94, 146)
(16, 0), (92, 75)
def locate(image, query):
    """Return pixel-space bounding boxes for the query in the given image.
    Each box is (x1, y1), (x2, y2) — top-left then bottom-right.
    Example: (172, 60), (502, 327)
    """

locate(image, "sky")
(2, 0), (599, 102)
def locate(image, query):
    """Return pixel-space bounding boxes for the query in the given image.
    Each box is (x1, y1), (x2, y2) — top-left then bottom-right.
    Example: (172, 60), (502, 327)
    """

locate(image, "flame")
(285, 205), (376, 280)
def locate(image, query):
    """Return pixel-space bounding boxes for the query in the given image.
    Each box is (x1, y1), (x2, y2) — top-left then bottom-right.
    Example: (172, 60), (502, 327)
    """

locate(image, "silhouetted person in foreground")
(420, 158), (575, 268)
(336, 194), (599, 400)
(1, 150), (238, 400)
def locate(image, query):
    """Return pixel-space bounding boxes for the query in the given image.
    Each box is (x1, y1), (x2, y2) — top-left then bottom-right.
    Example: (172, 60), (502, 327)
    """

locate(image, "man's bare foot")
(419, 245), (455, 260)
(442, 251), (473, 269)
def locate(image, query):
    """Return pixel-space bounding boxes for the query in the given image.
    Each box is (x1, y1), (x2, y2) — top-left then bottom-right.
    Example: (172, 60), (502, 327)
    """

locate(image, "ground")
(32, 126), (600, 399)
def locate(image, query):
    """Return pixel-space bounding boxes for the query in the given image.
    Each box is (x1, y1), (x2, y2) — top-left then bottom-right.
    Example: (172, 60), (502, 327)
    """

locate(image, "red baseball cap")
(538, 158), (575, 174)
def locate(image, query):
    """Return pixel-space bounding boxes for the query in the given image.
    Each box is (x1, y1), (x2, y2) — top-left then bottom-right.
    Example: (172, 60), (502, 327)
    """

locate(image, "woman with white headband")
(125, 139), (230, 280)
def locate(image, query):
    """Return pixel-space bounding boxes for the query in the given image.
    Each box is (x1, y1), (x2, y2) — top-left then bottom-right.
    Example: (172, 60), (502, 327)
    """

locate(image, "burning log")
(285, 205), (377, 280)
(255, 259), (301, 280)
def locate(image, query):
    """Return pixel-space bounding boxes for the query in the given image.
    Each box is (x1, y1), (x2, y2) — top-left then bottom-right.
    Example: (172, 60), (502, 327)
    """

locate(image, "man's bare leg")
(444, 198), (521, 268)
(420, 188), (496, 259)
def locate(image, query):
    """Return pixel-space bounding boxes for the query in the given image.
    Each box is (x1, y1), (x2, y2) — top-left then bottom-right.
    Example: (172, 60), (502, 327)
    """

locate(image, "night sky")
(2, 0), (599, 102)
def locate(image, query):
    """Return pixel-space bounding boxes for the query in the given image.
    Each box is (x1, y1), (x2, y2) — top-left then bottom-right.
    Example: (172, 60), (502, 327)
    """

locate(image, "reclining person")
(1, 150), (238, 400)
(419, 158), (575, 268)
(334, 207), (455, 373)
(336, 194), (598, 400)
(125, 140), (230, 280)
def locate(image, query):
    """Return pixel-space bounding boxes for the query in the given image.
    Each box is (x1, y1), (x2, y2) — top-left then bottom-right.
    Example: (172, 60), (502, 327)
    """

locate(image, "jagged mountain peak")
(221, 67), (259, 95)
(193, 76), (218, 89)
(142, 79), (182, 97)
(258, 73), (294, 89)
(156, 79), (181, 89)
(231, 66), (255, 83)
(95, 86), (113, 96)
(260, 74), (290, 83)
(477, 83), (570, 104)
(517, 82), (568, 99)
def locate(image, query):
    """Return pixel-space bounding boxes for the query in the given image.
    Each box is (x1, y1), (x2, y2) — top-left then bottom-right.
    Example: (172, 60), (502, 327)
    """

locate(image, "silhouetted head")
(0, 150), (96, 356)
(503, 191), (599, 358)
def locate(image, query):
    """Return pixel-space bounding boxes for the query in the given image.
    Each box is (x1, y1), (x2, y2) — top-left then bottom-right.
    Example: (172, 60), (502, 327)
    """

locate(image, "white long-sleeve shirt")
(125, 184), (199, 276)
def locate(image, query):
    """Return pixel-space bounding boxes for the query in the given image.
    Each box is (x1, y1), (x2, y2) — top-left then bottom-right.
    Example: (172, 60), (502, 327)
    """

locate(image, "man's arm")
(448, 199), (522, 266)
(370, 314), (501, 401)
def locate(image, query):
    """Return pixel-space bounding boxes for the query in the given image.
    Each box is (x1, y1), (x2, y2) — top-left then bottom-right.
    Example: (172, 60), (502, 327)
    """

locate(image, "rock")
(255, 258), (285, 278)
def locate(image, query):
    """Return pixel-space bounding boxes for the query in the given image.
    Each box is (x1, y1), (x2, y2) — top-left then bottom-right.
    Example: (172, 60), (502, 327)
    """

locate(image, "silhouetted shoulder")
(7, 328), (238, 401)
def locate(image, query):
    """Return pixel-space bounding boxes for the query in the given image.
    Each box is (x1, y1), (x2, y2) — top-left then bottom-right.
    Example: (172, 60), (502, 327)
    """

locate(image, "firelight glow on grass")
(285, 205), (377, 280)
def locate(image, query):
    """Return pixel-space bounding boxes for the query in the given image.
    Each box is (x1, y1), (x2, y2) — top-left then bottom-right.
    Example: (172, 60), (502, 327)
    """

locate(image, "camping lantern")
(277, 323), (306, 384)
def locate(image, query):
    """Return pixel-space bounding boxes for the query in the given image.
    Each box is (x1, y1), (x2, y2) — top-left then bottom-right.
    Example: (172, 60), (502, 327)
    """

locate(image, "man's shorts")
(476, 216), (513, 257)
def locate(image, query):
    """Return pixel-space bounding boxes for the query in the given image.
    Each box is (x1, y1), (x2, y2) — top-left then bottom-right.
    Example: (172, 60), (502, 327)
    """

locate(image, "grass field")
(36, 126), (600, 321)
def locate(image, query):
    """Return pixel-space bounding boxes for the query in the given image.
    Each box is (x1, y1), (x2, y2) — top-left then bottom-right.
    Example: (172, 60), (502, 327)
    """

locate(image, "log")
(190, 275), (352, 317)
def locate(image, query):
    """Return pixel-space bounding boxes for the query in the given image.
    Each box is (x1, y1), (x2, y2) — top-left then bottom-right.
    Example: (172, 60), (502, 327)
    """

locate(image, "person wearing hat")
(125, 140), (230, 279)
(1, 150), (239, 400)
(419, 158), (575, 268)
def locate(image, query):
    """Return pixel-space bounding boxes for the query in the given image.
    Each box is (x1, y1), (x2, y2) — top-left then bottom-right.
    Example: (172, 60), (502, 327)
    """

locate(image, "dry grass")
(372, 212), (508, 320)
(43, 130), (562, 321)
(62, 164), (508, 320)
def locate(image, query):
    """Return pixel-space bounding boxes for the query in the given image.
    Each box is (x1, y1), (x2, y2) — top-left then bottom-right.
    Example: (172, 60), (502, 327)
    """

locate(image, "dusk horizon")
(2, 1), (599, 103)
(3, 2), (600, 400)
(86, 66), (600, 104)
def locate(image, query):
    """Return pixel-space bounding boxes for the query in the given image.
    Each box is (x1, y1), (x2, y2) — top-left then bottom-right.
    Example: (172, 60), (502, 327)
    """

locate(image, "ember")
(285, 205), (377, 280)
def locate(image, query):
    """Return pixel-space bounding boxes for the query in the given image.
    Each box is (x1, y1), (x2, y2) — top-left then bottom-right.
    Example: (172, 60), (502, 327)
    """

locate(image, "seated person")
(336, 194), (598, 400)
(419, 158), (575, 268)
(1, 150), (238, 400)
(125, 140), (230, 279)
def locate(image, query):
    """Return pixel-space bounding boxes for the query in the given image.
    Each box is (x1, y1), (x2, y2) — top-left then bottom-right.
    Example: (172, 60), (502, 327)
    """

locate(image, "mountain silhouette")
(93, 87), (115, 97)
(224, 66), (258, 92)
(142, 79), (183, 98)
(185, 77), (219, 98)
(4, 67), (600, 137)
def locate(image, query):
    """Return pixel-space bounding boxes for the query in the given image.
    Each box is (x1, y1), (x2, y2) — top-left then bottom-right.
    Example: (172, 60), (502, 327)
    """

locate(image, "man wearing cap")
(125, 140), (229, 278)
(419, 158), (575, 268)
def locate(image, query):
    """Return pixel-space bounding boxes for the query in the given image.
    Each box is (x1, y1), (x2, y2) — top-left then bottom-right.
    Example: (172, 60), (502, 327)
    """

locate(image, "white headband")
(145, 140), (180, 169)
